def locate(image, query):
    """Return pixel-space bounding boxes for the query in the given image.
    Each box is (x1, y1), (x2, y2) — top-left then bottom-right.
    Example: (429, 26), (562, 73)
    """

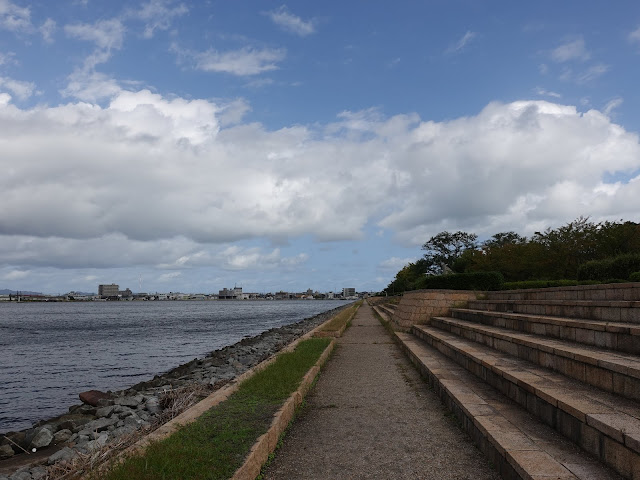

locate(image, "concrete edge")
(111, 307), (346, 465)
(231, 339), (335, 480)
(312, 302), (360, 338)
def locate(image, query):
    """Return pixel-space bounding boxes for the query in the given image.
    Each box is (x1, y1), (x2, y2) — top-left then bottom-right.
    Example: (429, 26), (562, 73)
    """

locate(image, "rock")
(8, 471), (31, 480)
(123, 414), (145, 428)
(29, 467), (47, 480)
(144, 397), (160, 414)
(47, 446), (77, 465)
(114, 395), (143, 408)
(84, 432), (108, 452)
(115, 406), (134, 418)
(79, 390), (113, 407)
(29, 427), (54, 449)
(95, 405), (115, 418)
(53, 429), (72, 444)
(56, 413), (95, 432)
(0, 444), (14, 459)
(77, 416), (118, 435)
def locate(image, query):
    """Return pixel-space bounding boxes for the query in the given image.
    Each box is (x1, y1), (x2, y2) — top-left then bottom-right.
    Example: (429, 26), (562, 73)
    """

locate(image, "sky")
(1, 1), (640, 295)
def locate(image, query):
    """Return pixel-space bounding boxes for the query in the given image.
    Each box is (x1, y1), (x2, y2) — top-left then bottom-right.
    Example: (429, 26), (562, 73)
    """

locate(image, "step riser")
(430, 318), (640, 402)
(400, 341), (523, 480)
(451, 310), (640, 355)
(487, 284), (640, 302)
(413, 327), (639, 479)
(467, 301), (640, 324)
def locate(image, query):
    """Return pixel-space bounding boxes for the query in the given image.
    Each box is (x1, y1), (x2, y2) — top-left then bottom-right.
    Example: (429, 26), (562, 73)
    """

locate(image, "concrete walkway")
(263, 303), (501, 480)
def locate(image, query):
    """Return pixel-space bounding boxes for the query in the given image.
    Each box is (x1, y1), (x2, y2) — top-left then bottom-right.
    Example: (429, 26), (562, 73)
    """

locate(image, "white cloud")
(159, 272), (181, 282)
(0, 51), (15, 65)
(378, 257), (418, 271)
(603, 97), (623, 117)
(1, 94), (640, 271)
(551, 36), (590, 62)
(2, 269), (29, 280)
(40, 18), (56, 43)
(0, 0), (32, 33)
(446, 31), (477, 54)
(534, 87), (561, 98)
(0, 76), (35, 100)
(184, 46), (286, 76)
(576, 63), (608, 84)
(629, 26), (640, 45)
(266, 5), (316, 36)
(65, 18), (125, 50)
(127, 0), (188, 38)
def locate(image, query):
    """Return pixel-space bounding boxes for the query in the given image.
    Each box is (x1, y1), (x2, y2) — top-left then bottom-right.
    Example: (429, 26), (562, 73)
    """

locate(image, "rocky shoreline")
(0, 304), (348, 480)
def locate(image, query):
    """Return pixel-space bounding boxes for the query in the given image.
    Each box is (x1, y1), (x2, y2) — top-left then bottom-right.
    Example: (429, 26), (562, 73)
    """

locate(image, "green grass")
(99, 337), (331, 480)
(318, 301), (361, 332)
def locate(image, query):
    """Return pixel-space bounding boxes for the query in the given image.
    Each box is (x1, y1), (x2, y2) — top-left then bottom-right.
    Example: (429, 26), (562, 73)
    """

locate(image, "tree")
(421, 231), (478, 275)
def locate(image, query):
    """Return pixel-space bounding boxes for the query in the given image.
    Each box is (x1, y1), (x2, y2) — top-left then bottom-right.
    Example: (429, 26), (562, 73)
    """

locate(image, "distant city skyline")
(1, 1), (640, 293)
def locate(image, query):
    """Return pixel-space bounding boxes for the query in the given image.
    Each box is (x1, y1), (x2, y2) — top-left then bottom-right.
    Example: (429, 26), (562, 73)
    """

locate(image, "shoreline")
(0, 304), (350, 478)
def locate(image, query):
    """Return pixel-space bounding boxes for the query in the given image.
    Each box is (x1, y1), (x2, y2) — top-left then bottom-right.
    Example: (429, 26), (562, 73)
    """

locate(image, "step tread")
(433, 316), (640, 378)
(414, 324), (640, 454)
(397, 332), (624, 480)
(471, 299), (640, 308)
(452, 308), (640, 335)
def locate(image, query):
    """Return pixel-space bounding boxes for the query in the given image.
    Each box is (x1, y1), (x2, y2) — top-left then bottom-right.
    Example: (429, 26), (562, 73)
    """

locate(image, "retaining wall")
(391, 290), (478, 330)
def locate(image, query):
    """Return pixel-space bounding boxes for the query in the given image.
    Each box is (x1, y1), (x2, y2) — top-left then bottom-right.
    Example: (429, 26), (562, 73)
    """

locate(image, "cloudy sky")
(1, 1), (640, 294)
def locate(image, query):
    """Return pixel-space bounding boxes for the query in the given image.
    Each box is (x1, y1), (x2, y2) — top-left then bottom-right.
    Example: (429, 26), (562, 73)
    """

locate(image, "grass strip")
(317, 300), (361, 333)
(99, 337), (331, 480)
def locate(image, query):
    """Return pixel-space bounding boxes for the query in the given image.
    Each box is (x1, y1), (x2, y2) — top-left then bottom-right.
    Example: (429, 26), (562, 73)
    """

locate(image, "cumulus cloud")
(551, 36), (590, 62)
(65, 18), (125, 50)
(173, 44), (286, 76)
(127, 0), (188, 38)
(1, 93), (640, 271)
(40, 18), (56, 43)
(0, 76), (35, 100)
(266, 5), (316, 36)
(0, 0), (32, 33)
(378, 257), (418, 271)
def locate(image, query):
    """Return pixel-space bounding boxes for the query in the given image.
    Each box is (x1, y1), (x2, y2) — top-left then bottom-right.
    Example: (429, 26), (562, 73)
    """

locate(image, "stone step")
(486, 284), (640, 302)
(451, 308), (640, 354)
(412, 324), (640, 479)
(396, 331), (625, 480)
(371, 305), (392, 323)
(467, 299), (640, 323)
(430, 316), (640, 401)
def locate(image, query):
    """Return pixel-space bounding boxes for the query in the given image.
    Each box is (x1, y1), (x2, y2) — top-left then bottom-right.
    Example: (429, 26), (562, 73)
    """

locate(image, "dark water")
(0, 300), (342, 433)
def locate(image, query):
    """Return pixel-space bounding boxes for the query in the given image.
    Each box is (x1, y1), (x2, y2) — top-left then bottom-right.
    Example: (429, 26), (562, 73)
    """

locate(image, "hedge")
(630, 272), (640, 282)
(577, 253), (640, 281)
(414, 271), (504, 291)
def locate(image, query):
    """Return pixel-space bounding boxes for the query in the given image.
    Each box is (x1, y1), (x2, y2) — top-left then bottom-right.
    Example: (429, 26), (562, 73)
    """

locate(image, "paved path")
(263, 302), (501, 480)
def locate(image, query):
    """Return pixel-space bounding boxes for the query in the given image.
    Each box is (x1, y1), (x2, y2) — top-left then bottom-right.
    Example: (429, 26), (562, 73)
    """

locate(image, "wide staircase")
(386, 284), (640, 480)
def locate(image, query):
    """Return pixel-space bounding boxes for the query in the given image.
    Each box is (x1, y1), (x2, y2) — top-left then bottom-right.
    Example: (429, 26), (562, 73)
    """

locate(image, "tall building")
(99, 284), (119, 297)
(343, 287), (356, 298)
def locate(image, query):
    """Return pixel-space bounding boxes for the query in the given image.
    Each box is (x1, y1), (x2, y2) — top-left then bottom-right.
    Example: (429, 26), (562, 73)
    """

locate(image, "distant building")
(99, 284), (119, 298)
(343, 287), (356, 298)
(219, 286), (242, 299)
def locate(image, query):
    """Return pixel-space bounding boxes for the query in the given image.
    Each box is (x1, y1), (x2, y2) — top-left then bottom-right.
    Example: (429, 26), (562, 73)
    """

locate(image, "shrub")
(577, 253), (640, 281)
(414, 271), (504, 291)
(630, 272), (640, 282)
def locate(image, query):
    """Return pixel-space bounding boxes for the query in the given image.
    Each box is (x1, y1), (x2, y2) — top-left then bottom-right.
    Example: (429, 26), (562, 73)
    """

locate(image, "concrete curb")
(312, 303), (360, 338)
(231, 339), (335, 480)
(114, 308), (346, 464)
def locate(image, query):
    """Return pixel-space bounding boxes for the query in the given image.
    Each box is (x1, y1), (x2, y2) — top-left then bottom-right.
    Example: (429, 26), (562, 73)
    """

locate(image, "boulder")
(0, 444), (14, 459)
(29, 427), (54, 449)
(77, 416), (118, 435)
(8, 471), (31, 480)
(30, 466), (47, 480)
(95, 405), (115, 418)
(144, 397), (160, 414)
(114, 395), (143, 408)
(53, 429), (72, 444)
(79, 390), (114, 407)
(55, 414), (95, 433)
(47, 446), (77, 465)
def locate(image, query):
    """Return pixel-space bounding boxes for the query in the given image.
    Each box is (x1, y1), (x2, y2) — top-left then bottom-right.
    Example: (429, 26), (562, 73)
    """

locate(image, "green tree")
(421, 231), (478, 275)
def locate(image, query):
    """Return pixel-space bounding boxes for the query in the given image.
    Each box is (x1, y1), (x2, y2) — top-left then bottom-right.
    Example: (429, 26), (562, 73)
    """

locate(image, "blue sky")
(1, 0), (640, 294)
